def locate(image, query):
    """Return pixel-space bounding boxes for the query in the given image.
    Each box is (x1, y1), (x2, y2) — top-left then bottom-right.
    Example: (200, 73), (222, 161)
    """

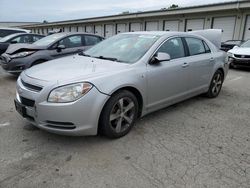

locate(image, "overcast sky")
(0, 0), (237, 22)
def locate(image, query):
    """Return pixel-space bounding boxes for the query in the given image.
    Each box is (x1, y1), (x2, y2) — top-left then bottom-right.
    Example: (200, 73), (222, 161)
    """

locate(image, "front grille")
(21, 79), (43, 92)
(20, 96), (35, 107)
(234, 54), (250, 59)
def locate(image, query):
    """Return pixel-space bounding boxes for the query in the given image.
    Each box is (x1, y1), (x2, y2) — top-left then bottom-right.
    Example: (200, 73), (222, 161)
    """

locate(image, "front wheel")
(206, 70), (224, 98)
(99, 90), (138, 138)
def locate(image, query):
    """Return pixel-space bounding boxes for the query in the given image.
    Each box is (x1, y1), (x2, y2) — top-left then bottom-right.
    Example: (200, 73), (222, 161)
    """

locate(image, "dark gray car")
(0, 33), (44, 55)
(1, 32), (103, 74)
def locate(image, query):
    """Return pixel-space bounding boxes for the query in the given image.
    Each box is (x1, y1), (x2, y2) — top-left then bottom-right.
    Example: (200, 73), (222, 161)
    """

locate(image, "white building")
(21, 1), (250, 42)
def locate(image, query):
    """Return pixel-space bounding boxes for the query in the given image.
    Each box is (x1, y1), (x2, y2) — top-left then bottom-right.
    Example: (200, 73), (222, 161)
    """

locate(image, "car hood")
(228, 47), (250, 55)
(5, 43), (46, 54)
(24, 55), (130, 83)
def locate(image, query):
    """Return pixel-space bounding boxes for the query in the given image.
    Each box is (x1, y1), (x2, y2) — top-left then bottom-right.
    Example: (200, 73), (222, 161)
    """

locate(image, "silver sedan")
(15, 30), (229, 138)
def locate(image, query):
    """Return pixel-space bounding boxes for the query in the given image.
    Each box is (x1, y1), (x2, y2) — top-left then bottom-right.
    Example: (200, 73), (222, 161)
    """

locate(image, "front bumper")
(1, 54), (31, 73)
(15, 76), (110, 136)
(229, 57), (250, 67)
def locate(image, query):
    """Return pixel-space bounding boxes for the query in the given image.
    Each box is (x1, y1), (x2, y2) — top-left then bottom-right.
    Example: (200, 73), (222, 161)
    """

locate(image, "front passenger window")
(157, 38), (185, 59)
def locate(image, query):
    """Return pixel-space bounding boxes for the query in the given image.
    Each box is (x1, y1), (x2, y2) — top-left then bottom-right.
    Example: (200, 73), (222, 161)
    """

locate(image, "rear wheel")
(99, 90), (138, 138)
(206, 70), (224, 98)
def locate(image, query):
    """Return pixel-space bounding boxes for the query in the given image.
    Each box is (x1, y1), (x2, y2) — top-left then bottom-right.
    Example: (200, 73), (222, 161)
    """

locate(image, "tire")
(99, 90), (139, 138)
(206, 70), (224, 98)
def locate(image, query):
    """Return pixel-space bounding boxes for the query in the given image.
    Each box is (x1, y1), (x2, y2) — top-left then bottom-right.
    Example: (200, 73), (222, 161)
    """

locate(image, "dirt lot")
(0, 67), (249, 188)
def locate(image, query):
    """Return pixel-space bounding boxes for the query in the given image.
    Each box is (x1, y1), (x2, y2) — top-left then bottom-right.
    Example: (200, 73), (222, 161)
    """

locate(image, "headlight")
(10, 51), (35, 59)
(48, 82), (93, 103)
(227, 52), (233, 57)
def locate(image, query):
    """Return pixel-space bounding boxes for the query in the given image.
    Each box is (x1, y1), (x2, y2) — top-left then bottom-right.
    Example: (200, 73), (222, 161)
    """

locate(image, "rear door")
(183, 37), (214, 92)
(146, 37), (189, 111)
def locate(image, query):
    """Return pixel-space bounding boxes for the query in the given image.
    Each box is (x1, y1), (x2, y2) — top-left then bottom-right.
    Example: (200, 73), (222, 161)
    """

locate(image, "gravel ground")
(0, 67), (249, 188)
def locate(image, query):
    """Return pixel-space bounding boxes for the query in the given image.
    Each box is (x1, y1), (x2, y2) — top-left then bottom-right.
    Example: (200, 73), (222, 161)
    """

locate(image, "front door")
(146, 37), (189, 111)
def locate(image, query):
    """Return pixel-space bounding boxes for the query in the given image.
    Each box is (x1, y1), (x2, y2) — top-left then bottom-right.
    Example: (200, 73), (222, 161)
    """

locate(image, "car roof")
(6, 33), (44, 37)
(121, 31), (201, 38)
(0, 27), (30, 33)
(59, 32), (103, 38)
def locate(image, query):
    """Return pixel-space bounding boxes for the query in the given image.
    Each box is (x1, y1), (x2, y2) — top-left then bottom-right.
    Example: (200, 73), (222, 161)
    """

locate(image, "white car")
(228, 40), (250, 68)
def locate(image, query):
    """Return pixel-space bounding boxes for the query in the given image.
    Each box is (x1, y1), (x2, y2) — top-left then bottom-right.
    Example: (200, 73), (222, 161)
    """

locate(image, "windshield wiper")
(95, 56), (122, 62)
(78, 51), (91, 57)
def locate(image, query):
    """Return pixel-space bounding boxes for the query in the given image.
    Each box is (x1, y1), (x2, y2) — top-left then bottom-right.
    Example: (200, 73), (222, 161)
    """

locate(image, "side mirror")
(56, 44), (66, 52)
(233, 45), (239, 49)
(10, 41), (18, 44)
(149, 52), (171, 64)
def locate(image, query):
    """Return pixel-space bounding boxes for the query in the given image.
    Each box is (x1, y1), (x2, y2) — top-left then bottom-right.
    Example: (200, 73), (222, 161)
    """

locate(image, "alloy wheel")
(212, 73), (223, 96)
(109, 97), (135, 133)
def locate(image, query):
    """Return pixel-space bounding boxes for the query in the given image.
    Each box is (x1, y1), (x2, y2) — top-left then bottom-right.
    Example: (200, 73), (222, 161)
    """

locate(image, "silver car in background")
(15, 30), (229, 138)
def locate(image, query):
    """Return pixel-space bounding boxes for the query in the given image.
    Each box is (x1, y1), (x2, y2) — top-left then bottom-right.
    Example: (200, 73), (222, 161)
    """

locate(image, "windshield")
(84, 34), (160, 64)
(240, 40), (250, 48)
(33, 33), (65, 46)
(0, 33), (19, 42)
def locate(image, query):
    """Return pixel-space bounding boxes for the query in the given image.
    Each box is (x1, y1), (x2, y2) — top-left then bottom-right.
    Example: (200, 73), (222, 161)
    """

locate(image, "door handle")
(182, 62), (189, 68)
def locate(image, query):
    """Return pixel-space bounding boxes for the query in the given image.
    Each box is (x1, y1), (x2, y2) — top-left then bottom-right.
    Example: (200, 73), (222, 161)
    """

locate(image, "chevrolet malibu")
(15, 30), (229, 138)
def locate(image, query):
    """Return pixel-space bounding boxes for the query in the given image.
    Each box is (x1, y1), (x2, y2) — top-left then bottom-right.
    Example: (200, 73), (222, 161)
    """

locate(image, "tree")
(169, 4), (179, 9)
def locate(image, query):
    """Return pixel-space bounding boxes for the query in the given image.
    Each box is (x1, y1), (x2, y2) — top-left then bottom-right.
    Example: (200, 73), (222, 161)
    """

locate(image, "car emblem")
(241, 55), (245, 58)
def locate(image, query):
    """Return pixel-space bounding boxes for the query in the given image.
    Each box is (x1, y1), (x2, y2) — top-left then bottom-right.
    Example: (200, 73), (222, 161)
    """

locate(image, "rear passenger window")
(186, 38), (206, 56)
(157, 37), (185, 59)
(84, 35), (101, 46)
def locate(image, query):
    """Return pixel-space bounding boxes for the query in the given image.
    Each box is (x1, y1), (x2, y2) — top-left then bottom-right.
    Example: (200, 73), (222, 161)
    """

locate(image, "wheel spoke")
(124, 102), (134, 113)
(217, 80), (222, 86)
(118, 98), (124, 110)
(115, 117), (122, 133)
(110, 113), (120, 121)
(212, 86), (217, 94)
(123, 115), (132, 124)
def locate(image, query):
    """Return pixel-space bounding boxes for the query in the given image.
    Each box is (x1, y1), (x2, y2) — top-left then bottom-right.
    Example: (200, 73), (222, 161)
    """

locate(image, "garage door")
(95, 25), (103, 36)
(71, 26), (77, 32)
(213, 16), (236, 42)
(130, 23), (142, 32)
(116, 23), (126, 34)
(164, 20), (179, 31)
(105, 24), (114, 38)
(186, 19), (204, 31)
(145, 21), (159, 31)
(64, 27), (70, 32)
(78, 26), (85, 32)
(244, 16), (250, 40)
(86, 26), (93, 33)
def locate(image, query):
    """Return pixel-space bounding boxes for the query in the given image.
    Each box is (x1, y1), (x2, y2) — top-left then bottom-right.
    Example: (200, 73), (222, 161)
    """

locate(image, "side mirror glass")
(150, 52), (171, 64)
